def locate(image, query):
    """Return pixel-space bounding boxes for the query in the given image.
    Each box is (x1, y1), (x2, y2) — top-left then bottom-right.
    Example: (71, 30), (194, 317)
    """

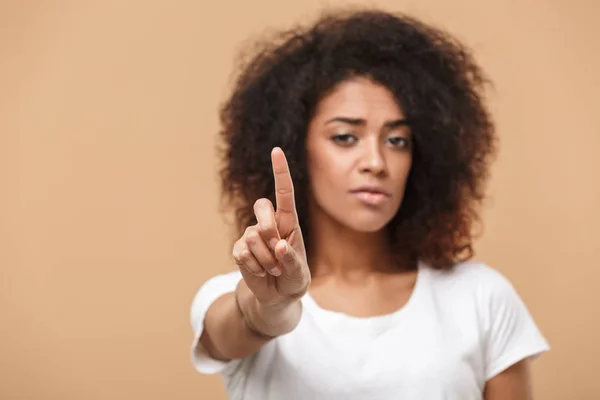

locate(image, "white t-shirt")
(190, 261), (549, 400)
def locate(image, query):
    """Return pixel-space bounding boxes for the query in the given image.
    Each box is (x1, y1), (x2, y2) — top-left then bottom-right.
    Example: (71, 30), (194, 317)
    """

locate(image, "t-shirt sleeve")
(189, 270), (243, 375)
(481, 267), (550, 380)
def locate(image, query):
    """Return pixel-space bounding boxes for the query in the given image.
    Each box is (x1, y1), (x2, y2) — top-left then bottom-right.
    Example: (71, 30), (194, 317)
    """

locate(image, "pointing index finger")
(271, 147), (297, 219)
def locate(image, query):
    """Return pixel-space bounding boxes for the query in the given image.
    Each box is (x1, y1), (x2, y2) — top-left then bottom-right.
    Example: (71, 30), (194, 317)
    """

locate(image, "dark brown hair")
(217, 8), (497, 269)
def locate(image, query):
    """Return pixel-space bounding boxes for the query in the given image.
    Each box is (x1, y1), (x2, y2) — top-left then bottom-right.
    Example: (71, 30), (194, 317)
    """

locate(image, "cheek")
(306, 150), (350, 206)
(391, 157), (413, 195)
(308, 154), (342, 192)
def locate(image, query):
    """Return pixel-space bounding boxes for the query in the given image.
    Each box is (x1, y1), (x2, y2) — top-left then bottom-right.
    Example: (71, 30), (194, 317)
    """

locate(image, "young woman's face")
(305, 77), (412, 233)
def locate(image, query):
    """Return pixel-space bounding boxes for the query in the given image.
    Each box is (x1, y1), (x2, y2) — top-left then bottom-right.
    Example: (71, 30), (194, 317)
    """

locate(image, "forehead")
(312, 77), (405, 120)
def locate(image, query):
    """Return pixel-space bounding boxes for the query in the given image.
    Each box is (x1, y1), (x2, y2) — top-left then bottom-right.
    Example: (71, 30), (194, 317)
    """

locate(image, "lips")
(349, 186), (391, 197)
(349, 186), (391, 206)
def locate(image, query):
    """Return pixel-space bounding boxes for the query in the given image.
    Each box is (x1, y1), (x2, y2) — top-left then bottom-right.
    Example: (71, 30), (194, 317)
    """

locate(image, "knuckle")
(233, 239), (250, 261)
(245, 230), (260, 244)
(276, 187), (292, 195)
(232, 252), (244, 265)
(258, 223), (276, 238)
(233, 234), (247, 248)
(233, 253), (243, 266)
(232, 242), (242, 259)
(238, 250), (252, 263)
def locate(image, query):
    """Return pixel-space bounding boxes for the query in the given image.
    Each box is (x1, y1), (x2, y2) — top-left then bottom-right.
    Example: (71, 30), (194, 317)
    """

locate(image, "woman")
(190, 8), (549, 400)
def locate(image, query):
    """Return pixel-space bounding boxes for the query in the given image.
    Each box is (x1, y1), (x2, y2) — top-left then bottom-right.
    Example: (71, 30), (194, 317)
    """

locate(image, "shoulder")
(424, 260), (516, 295)
(421, 260), (526, 315)
(424, 263), (550, 380)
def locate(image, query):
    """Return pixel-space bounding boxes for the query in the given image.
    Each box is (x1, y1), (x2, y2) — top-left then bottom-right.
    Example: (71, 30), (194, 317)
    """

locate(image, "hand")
(232, 147), (311, 308)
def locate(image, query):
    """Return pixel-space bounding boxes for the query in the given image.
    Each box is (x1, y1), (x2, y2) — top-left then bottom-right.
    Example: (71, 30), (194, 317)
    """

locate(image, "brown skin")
(306, 77), (413, 236)
(305, 77), (417, 317)
(485, 360), (533, 400)
(201, 78), (533, 399)
(201, 147), (310, 361)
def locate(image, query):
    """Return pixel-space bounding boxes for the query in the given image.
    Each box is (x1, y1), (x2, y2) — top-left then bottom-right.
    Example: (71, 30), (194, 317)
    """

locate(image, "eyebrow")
(325, 117), (410, 128)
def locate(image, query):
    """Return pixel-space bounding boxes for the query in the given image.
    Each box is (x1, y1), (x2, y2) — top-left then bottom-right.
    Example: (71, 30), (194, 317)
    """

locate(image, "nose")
(358, 138), (387, 176)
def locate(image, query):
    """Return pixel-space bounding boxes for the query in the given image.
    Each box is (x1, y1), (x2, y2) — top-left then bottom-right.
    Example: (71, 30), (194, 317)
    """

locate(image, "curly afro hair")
(217, 8), (497, 269)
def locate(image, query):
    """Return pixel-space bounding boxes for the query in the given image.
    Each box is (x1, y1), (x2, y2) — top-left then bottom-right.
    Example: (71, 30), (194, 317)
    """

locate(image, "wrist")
(253, 297), (302, 336)
(235, 281), (302, 338)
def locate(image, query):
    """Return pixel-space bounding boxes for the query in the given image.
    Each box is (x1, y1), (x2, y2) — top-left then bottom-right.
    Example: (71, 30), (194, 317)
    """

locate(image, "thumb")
(274, 239), (309, 289)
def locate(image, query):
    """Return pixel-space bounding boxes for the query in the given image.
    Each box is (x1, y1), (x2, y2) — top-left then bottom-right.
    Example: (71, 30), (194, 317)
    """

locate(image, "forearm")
(483, 360), (533, 400)
(200, 280), (302, 361)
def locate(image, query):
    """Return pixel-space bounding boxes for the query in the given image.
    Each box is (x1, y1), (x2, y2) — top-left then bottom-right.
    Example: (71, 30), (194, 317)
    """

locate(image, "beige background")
(1, 0), (598, 399)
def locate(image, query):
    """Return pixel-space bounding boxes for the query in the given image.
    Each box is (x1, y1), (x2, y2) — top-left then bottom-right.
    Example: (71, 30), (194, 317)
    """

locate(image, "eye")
(331, 133), (358, 146)
(387, 136), (410, 149)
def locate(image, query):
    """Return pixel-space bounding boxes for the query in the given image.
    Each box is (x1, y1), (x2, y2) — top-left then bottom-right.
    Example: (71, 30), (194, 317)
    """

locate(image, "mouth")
(349, 186), (391, 206)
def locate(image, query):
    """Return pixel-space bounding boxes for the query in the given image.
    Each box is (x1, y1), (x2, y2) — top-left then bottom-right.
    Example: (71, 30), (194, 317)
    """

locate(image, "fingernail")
(269, 267), (281, 276)
(269, 238), (278, 250)
(282, 242), (289, 255)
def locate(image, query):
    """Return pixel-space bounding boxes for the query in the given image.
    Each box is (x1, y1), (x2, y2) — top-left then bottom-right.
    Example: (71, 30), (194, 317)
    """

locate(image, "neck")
(306, 210), (403, 280)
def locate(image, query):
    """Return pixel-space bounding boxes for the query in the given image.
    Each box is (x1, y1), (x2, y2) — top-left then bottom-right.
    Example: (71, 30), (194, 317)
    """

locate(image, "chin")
(342, 212), (394, 233)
